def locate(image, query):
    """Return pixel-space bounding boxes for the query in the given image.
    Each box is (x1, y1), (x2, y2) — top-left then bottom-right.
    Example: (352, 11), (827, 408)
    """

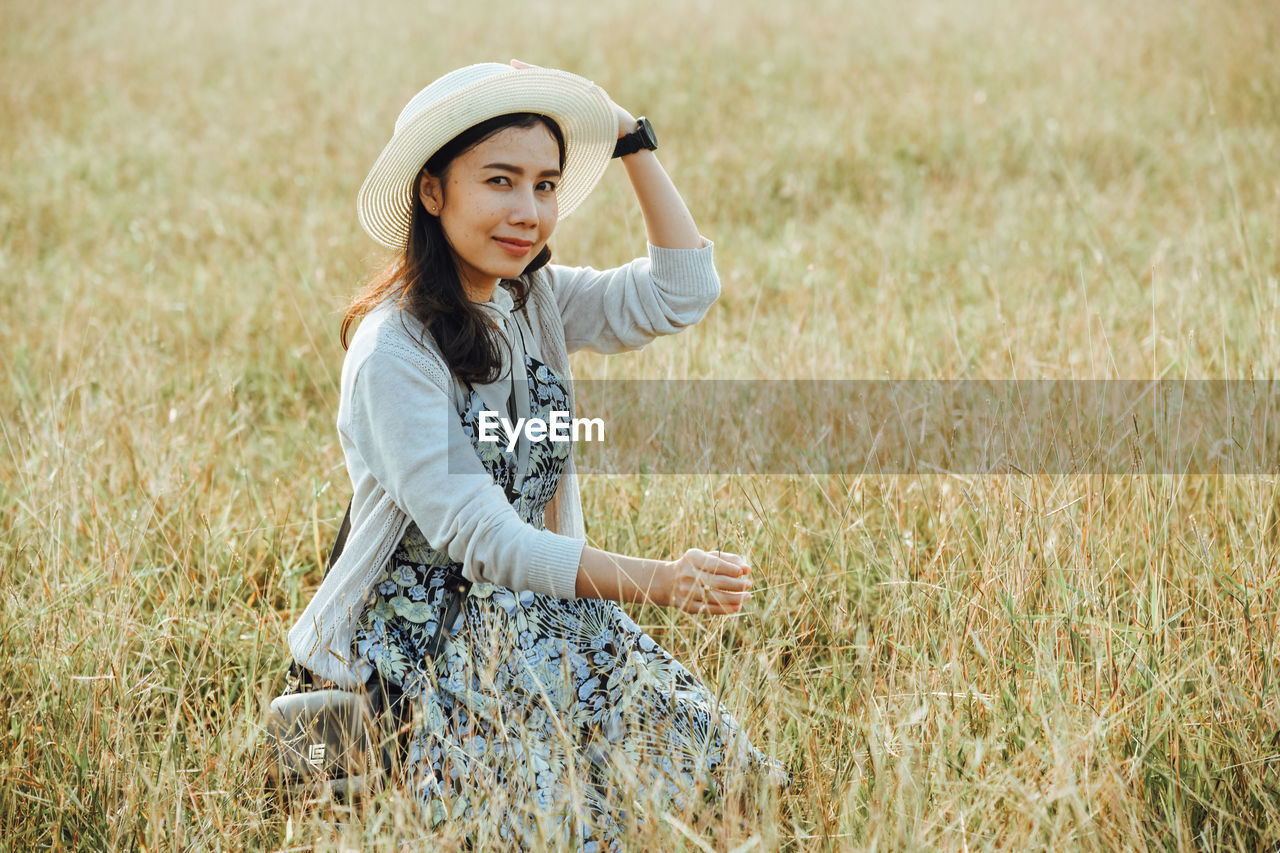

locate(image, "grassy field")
(3, 0), (1280, 849)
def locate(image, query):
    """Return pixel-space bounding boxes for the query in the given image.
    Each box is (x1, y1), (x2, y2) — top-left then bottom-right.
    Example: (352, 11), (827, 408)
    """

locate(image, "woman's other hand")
(664, 549), (753, 615)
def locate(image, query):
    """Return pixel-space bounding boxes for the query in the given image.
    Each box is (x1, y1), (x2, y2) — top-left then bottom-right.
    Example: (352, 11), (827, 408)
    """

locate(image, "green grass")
(3, 0), (1280, 849)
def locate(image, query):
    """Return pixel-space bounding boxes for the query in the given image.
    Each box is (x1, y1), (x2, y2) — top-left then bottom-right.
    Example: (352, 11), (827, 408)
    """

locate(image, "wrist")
(651, 559), (675, 608)
(577, 546), (673, 607)
(616, 112), (637, 138)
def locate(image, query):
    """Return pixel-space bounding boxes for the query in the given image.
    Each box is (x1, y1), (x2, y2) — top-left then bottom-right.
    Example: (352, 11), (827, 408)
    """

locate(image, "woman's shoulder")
(343, 300), (450, 389)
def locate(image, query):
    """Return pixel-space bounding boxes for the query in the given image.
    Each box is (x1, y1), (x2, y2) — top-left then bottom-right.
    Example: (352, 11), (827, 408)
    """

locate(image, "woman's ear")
(418, 171), (443, 216)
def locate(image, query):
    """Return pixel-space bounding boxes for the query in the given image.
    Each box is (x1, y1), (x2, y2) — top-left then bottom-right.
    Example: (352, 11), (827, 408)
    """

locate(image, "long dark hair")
(342, 113), (567, 384)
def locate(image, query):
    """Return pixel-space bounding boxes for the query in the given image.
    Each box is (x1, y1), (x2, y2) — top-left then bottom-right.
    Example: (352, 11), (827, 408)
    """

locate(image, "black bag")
(263, 504), (413, 797)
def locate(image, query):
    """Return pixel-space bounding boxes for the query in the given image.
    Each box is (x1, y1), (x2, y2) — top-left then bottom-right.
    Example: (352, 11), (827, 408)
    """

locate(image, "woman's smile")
(494, 236), (534, 256)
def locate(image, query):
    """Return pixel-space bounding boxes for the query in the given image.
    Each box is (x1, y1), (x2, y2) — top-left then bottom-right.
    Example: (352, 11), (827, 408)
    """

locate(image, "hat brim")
(357, 66), (616, 250)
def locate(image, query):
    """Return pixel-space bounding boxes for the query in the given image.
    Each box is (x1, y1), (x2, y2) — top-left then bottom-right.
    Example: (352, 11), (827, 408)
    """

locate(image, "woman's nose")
(508, 188), (539, 225)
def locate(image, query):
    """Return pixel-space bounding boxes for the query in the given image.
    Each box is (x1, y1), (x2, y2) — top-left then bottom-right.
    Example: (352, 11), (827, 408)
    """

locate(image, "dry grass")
(3, 0), (1279, 849)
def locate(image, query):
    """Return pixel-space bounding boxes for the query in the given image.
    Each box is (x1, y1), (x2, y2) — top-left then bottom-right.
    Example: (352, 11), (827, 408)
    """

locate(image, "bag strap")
(326, 500), (353, 578)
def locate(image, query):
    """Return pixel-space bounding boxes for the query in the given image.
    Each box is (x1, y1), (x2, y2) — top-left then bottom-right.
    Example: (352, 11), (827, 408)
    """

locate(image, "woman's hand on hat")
(509, 58), (637, 138)
(664, 548), (753, 616)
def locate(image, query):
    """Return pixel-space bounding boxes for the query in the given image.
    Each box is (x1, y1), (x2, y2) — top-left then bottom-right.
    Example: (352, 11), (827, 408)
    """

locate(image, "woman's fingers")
(701, 570), (752, 593)
(700, 549), (753, 576)
(697, 585), (752, 606)
(687, 593), (750, 616)
(675, 596), (745, 616)
(687, 576), (751, 611)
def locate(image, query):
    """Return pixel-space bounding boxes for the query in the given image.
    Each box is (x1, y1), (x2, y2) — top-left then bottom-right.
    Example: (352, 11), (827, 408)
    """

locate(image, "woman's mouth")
(494, 237), (534, 257)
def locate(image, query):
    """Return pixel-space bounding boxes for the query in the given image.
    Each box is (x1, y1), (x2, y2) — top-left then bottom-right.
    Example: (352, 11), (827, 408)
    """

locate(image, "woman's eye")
(536, 180), (557, 192)
(487, 176), (511, 186)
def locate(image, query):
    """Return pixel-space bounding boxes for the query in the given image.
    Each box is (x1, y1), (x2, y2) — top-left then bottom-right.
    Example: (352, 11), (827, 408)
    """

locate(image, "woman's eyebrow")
(481, 162), (562, 178)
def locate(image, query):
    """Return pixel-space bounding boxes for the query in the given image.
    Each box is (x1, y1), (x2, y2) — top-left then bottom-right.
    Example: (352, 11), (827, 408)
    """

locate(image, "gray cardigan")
(288, 242), (720, 687)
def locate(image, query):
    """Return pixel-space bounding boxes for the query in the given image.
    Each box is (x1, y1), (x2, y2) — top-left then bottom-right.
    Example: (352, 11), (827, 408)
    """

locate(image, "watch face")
(638, 117), (658, 149)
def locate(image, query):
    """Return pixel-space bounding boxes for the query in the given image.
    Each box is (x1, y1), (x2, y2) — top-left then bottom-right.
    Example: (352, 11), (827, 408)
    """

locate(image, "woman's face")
(419, 123), (561, 300)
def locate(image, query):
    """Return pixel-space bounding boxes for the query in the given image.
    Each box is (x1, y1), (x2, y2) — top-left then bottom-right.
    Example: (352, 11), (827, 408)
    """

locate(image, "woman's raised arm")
(614, 124), (703, 249)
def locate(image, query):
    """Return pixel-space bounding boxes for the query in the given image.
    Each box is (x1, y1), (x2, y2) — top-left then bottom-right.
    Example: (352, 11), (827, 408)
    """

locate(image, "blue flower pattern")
(353, 354), (784, 849)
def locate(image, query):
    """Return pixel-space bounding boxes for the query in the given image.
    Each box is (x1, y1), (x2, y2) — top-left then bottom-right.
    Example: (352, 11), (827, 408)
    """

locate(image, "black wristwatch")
(612, 116), (658, 158)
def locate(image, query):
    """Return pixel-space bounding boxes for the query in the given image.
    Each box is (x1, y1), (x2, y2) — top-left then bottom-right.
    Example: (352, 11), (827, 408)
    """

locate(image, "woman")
(289, 61), (783, 846)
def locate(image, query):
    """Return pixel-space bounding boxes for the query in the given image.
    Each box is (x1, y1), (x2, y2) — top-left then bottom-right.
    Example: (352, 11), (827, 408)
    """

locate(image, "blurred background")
(3, 0), (1279, 849)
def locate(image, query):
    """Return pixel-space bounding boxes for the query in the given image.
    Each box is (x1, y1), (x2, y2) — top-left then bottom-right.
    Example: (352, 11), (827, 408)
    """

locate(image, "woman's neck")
(460, 269), (499, 303)
(465, 281), (498, 303)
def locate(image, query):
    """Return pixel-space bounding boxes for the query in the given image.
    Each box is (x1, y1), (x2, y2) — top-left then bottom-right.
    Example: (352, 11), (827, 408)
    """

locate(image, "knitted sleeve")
(547, 242), (721, 354)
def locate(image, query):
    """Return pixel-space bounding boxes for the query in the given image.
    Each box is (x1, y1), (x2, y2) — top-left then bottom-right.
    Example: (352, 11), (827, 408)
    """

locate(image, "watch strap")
(612, 116), (657, 158)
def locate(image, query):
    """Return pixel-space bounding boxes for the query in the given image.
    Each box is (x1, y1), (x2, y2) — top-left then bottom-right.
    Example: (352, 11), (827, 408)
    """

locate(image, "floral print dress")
(352, 354), (784, 849)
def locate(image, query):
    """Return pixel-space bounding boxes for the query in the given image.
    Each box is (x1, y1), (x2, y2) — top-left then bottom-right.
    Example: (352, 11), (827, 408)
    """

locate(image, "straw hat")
(357, 62), (617, 250)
